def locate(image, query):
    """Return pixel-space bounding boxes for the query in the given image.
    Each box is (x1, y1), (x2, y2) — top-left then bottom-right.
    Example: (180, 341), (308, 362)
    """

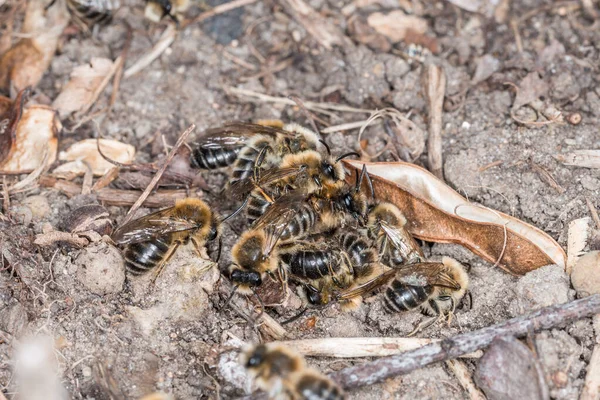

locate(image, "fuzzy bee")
(242, 343), (345, 400)
(64, 0), (120, 31)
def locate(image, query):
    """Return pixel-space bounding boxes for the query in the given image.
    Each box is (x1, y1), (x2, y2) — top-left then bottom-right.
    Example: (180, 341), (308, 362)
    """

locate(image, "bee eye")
(208, 226), (218, 240)
(343, 194), (352, 209)
(247, 355), (262, 367)
(321, 162), (335, 179)
(230, 269), (242, 282)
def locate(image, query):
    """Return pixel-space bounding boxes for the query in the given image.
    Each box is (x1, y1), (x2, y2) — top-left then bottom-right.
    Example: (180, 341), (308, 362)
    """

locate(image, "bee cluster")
(112, 121), (470, 337)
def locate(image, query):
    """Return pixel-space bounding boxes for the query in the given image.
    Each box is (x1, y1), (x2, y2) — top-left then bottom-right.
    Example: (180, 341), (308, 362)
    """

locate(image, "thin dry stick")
(580, 315), (600, 400)
(446, 359), (486, 400)
(120, 124), (195, 226)
(182, 0), (258, 28)
(225, 87), (375, 114)
(321, 120), (382, 134)
(585, 197), (600, 230)
(275, 337), (482, 359)
(124, 24), (177, 79)
(423, 65), (446, 180)
(327, 295), (600, 391)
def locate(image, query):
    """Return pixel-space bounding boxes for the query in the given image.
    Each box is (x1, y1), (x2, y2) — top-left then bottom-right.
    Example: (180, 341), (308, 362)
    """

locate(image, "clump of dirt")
(1, 0), (600, 399)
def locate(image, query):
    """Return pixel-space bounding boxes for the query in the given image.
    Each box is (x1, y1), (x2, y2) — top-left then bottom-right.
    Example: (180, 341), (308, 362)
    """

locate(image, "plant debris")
(58, 138), (136, 176)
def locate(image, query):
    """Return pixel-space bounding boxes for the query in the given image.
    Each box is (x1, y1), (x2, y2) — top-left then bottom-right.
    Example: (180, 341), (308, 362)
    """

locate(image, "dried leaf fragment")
(512, 72), (549, 111)
(281, 0), (345, 49)
(367, 10), (428, 43)
(567, 217), (590, 275)
(555, 150), (600, 169)
(59, 139), (135, 176)
(0, 88), (29, 165)
(52, 58), (117, 118)
(0, 101), (60, 173)
(344, 160), (566, 274)
(0, 0), (69, 93)
(475, 337), (549, 400)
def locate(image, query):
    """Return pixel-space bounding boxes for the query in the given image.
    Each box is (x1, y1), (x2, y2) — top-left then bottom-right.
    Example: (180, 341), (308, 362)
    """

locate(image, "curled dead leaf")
(344, 160), (566, 275)
(0, 0), (69, 94)
(0, 88), (29, 165)
(52, 58), (118, 118)
(367, 10), (428, 43)
(59, 139), (135, 176)
(0, 89), (60, 173)
(511, 72), (549, 112)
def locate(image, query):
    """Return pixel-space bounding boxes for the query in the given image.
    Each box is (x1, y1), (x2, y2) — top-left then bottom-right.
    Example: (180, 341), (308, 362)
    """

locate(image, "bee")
(144, 0), (188, 22)
(366, 202), (424, 267)
(112, 198), (221, 278)
(189, 122), (322, 185)
(280, 241), (354, 289)
(241, 343), (345, 400)
(336, 229), (379, 281)
(65, 0), (120, 31)
(338, 257), (469, 335)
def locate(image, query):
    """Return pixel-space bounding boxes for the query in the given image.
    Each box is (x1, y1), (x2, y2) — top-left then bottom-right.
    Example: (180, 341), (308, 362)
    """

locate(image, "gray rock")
(508, 264), (569, 317)
(0, 302), (28, 337)
(75, 242), (125, 295)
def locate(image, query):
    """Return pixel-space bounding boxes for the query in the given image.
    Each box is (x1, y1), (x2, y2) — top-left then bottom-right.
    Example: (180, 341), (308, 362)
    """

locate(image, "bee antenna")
(281, 307), (308, 325)
(319, 139), (331, 156)
(289, 95), (321, 138)
(362, 165), (375, 200)
(335, 152), (360, 162)
(220, 197), (249, 223)
(218, 284), (240, 312)
(215, 237), (222, 263)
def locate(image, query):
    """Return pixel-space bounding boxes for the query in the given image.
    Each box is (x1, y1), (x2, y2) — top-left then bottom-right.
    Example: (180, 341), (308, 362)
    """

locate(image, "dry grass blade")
(446, 359), (486, 400)
(566, 217), (590, 275)
(422, 65), (446, 179)
(124, 24), (177, 79)
(586, 197), (600, 230)
(275, 337), (482, 358)
(120, 124), (195, 226)
(529, 161), (565, 194)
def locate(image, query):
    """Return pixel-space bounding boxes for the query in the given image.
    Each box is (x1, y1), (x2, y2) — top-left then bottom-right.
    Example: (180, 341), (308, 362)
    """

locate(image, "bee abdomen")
(284, 250), (334, 280)
(280, 203), (317, 241)
(383, 280), (433, 313)
(296, 374), (344, 400)
(247, 192), (272, 225)
(67, 0), (118, 27)
(191, 146), (240, 169)
(124, 237), (171, 275)
(339, 232), (377, 269)
(231, 141), (273, 183)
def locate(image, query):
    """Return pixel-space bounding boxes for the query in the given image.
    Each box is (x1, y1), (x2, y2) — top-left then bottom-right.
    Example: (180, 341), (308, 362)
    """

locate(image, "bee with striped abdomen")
(65, 0), (120, 31)
(112, 198), (221, 280)
(241, 343), (345, 400)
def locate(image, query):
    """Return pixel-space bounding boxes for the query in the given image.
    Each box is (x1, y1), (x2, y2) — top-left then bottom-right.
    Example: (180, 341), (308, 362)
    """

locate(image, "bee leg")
(150, 243), (180, 284)
(277, 263), (289, 294)
(407, 314), (442, 337)
(191, 237), (207, 259)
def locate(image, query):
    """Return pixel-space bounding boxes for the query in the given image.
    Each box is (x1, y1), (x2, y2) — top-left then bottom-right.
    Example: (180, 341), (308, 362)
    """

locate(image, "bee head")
(244, 344), (268, 369)
(304, 284), (330, 306)
(230, 268), (262, 288)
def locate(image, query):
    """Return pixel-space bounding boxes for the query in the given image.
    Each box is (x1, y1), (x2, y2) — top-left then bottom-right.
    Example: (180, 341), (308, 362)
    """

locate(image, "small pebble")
(571, 251), (600, 297)
(75, 242), (125, 295)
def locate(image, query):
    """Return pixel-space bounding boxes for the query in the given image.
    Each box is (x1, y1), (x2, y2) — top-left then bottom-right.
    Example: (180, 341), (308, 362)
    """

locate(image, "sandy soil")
(1, 0), (600, 399)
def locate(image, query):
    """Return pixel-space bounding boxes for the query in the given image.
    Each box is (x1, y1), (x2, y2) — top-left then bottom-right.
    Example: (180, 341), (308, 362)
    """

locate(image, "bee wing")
(394, 263), (461, 290)
(336, 269), (397, 300)
(226, 167), (305, 200)
(380, 220), (424, 259)
(195, 122), (293, 149)
(111, 207), (199, 245)
(251, 190), (310, 232)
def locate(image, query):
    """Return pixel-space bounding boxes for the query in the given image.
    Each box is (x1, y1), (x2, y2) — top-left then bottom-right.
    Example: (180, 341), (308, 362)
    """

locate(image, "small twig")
(327, 295), (600, 391)
(39, 176), (192, 207)
(478, 160), (503, 172)
(120, 125), (195, 226)
(275, 337), (482, 359)
(34, 231), (89, 248)
(81, 161), (93, 195)
(529, 161), (565, 194)
(321, 120), (382, 134)
(107, 25), (133, 115)
(585, 197), (600, 230)
(580, 315), (600, 400)
(422, 65), (446, 179)
(446, 359), (486, 400)
(124, 24), (177, 79)
(225, 87), (376, 114)
(182, 0), (258, 28)
(91, 166), (120, 191)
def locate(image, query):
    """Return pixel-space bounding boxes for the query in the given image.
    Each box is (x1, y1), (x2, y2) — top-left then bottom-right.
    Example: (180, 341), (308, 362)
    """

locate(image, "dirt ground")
(1, 0), (600, 399)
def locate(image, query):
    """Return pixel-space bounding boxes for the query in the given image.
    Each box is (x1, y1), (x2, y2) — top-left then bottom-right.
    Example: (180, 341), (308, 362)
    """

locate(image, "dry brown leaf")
(344, 160), (566, 275)
(51, 160), (89, 180)
(52, 58), (117, 118)
(471, 54), (500, 85)
(512, 72), (549, 112)
(367, 10), (428, 43)
(0, 89), (60, 173)
(59, 139), (135, 176)
(0, 88), (29, 165)
(555, 150), (600, 169)
(475, 337), (550, 400)
(0, 0), (69, 94)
